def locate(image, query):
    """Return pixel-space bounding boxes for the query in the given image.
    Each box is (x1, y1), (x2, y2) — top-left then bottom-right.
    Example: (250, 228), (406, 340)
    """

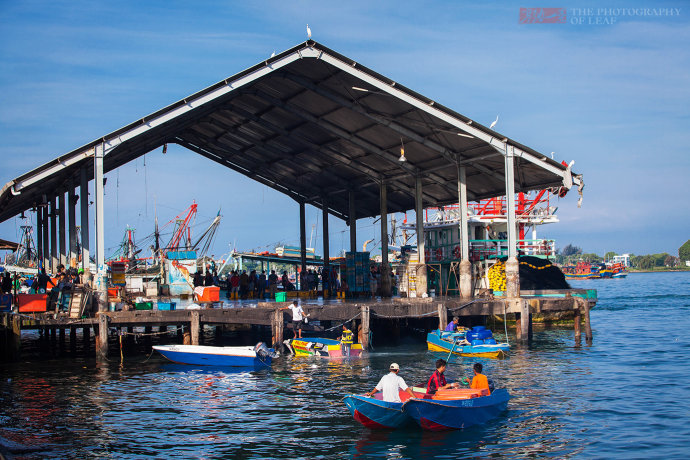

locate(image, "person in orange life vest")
(470, 362), (491, 395)
(426, 359), (460, 395)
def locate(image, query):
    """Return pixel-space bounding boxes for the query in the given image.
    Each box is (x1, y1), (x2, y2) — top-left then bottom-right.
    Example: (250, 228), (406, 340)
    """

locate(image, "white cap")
(390, 363), (400, 370)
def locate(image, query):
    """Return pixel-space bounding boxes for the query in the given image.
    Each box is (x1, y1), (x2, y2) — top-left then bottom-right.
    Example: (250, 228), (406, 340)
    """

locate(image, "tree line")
(553, 240), (690, 270)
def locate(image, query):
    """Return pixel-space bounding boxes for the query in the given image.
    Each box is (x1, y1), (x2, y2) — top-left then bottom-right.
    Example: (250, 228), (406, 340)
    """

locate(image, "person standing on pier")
(268, 270), (278, 299)
(281, 300), (308, 339)
(365, 363), (416, 402)
(258, 271), (267, 299)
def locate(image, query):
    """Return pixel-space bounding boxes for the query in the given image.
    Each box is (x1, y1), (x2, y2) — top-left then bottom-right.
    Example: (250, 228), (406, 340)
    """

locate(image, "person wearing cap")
(365, 363), (416, 403)
(280, 300), (308, 339)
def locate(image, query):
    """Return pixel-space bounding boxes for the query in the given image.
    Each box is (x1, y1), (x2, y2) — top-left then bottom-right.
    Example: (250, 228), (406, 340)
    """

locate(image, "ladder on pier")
(69, 285), (91, 319)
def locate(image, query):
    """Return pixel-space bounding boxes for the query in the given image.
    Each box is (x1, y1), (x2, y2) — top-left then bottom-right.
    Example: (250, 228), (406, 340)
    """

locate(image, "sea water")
(1, 272), (689, 458)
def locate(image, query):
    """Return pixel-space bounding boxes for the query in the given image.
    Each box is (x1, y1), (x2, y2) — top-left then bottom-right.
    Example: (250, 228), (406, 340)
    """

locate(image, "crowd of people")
(1, 264), (87, 312)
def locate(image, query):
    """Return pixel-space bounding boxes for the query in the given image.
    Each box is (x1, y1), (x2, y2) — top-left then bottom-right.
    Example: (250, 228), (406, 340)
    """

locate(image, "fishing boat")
(283, 337), (363, 357)
(343, 389), (425, 429)
(152, 343), (277, 368)
(427, 327), (509, 358)
(402, 388), (510, 430)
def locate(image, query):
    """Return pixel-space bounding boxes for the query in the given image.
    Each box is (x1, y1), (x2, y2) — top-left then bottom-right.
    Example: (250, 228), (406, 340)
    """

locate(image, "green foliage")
(604, 251), (617, 261)
(560, 244), (582, 257)
(679, 240), (690, 262)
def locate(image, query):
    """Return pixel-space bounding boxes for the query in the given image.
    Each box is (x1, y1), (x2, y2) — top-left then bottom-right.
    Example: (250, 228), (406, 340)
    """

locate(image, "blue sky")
(0, 0), (688, 258)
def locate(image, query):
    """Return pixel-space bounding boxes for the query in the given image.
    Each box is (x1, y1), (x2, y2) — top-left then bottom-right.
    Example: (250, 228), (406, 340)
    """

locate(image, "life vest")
(341, 328), (354, 344)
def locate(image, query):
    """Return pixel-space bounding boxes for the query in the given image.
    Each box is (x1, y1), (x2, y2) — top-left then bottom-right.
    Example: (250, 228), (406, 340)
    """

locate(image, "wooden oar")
(445, 337), (460, 362)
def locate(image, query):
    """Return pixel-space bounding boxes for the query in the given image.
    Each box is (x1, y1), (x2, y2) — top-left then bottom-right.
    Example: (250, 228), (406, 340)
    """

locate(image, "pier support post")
(583, 300), (593, 344)
(42, 198), (50, 271)
(94, 143), (107, 312)
(438, 303), (447, 331)
(414, 176), (428, 296)
(96, 313), (109, 360)
(379, 183), (391, 297)
(457, 165), (473, 299)
(190, 311), (200, 345)
(574, 305), (582, 345)
(68, 181), (77, 267)
(50, 195), (58, 272)
(36, 206), (44, 269)
(299, 201), (307, 286)
(519, 300), (531, 343)
(360, 305), (370, 350)
(349, 190), (357, 252)
(70, 326), (77, 348)
(58, 191), (66, 267)
(322, 196), (330, 297)
(80, 166), (90, 273)
(83, 326), (90, 347)
(6, 315), (21, 360)
(272, 308), (284, 349)
(59, 327), (65, 344)
(505, 257), (520, 298)
(504, 145), (520, 298)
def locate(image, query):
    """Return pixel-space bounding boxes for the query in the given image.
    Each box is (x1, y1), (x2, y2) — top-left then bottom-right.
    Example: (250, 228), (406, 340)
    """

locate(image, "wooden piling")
(437, 303), (447, 331)
(583, 300), (593, 343)
(360, 305), (370, 350)
(83, 326), (90, 347)
(6, 314), (22, 360)
(59, 327), (65, 344)
(574, 306), (582, 345)
(190, 311), (200, 345)
(96, 313), (108, 360)
(515, 312), (522, 340)
(271, 308), (284, 349)
(520, 300), (531, 343)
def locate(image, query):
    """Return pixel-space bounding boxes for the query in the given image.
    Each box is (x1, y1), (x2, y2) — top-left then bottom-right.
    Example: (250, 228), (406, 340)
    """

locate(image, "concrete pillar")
(322, 196), (330, 296)
(190, 311), (200, 345)
(299, 201), (307, 282)
(68, 181), (77, 268)
(50, 196), (58, 272)
(272, 308), (284, 349)
(379, 183), (391, 297)
(94, 143), (106, 312)
(42, 199), (50, 272)
(504, 145), (520, 298)
(438, 303), (447, 331)
(36, 206), (43, 269)
(58, 191), (66, 267)
(458, 165), (473, 299)
(349, 190), (357, 252)
(519, 300), (530, 343)
(360, 305), (370, 350)
(80, 167), (90, 272)
(415, 176), (427, 296)
(96, 313), (109, 360)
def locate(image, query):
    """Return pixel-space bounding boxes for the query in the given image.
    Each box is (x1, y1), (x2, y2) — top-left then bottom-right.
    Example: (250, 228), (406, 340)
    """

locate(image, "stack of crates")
(345, 252), (370, 293)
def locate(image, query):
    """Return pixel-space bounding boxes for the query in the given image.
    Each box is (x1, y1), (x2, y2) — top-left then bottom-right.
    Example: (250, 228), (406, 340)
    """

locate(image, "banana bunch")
(488, 260), (507, 292)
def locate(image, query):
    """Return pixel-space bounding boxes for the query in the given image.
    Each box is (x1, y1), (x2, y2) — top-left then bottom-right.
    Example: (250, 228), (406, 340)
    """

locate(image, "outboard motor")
(254, 342), (279, 359)
(488, 379), (495, 393)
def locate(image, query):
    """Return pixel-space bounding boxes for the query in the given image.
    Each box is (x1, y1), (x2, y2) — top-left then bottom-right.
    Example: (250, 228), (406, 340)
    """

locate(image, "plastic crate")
(275, 292), (287, 302)
(158, 301), (176, 311)
(135, 302), (153, 310)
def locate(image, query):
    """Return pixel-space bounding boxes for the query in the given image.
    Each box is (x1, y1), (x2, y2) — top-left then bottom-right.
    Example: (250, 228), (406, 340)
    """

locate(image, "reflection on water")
(1, 273), (689, 458)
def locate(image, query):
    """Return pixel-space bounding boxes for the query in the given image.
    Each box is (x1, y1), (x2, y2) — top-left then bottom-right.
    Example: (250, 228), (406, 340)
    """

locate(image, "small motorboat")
(343, 388), (427, 429)
(402, 388), (510, 430)
(152, 342), (277, 368)
(284, 337), (363, 358)
(427, 327), (509, 358)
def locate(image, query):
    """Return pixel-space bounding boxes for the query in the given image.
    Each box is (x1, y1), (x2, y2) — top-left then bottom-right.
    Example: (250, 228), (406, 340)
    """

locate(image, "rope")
(323, 312), (361, 331)
(370, 300), (479, 320)
(118, 325), (185, 337)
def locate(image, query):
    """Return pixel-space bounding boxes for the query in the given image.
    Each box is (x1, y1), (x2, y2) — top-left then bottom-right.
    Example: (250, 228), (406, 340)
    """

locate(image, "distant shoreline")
(628, 268), (690, 273)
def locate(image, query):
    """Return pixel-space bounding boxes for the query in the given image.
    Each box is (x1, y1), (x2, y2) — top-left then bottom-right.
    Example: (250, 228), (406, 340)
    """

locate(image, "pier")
(1, 289), (596, 360)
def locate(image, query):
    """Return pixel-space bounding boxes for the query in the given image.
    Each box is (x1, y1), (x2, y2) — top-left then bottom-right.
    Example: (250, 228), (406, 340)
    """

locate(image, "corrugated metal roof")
(0, 40), (581, 223)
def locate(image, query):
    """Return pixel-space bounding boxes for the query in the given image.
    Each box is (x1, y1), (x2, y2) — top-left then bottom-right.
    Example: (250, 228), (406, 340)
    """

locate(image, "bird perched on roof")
(489, 115), (499, 130)
(271, 51), (275, 58)
(307, 24), (312, 39)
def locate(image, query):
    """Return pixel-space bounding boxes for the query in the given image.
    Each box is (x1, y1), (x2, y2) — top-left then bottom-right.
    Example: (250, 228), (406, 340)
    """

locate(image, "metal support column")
(80, 167), (90, 273)
(42, 199), (49, 271)
(458, 165), (473, 298)
(94, 143), (106, 311)
(415, 176), (427, 296)
(504, 145), (520, 298)
(379, 183), (391, 297)
(68, 181), (77, 268)
(36, 206), (43, 269)
(299, 200), (307, 283)
(348, 190), (357, 252)
(50, 196), (58, 272)
(322, 196), (330, 296)
(58, 191), (66, 267)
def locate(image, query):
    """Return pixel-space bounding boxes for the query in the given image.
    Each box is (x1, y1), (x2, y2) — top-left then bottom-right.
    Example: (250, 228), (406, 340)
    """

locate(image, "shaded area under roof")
(0, 40), (582, 223)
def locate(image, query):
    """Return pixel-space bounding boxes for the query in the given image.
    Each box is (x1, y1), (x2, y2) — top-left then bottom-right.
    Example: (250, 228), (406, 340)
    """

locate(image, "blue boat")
(427, 328), (509, 358)
(402, 389), (510, 430)
(344, 389), (426, 429)
(152, 343), (276, 368)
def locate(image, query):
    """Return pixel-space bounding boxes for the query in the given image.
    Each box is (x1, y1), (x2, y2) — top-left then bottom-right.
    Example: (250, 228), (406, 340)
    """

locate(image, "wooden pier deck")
(1, 289), (596, 361)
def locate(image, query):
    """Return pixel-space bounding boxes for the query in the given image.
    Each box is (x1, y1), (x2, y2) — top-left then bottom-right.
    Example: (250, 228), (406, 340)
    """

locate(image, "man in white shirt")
(280, 300), (308, 338)
(365, 363), (416, 403)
